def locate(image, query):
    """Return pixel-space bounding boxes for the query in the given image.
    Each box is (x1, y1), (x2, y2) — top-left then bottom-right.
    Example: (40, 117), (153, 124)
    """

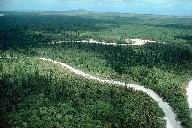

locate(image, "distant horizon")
(0, 0), (192, 17)
(1, 9), (192, 17)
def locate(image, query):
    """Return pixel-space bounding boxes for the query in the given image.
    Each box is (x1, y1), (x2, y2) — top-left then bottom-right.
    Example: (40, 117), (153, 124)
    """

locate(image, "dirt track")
(39, 57), (182, 128)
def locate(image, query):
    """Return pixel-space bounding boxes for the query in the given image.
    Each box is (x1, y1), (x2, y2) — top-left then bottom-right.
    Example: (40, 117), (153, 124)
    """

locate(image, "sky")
(0, 0), (192, 16)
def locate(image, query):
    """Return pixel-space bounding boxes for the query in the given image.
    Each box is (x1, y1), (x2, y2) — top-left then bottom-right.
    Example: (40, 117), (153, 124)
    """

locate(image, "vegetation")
(0, 11), (192, 127)
(35, 41), (192, 127)
(0, 58), (165, 128)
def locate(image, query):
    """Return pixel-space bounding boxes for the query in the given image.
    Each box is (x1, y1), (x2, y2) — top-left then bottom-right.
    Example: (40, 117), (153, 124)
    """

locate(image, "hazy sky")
(0, 0), (192, 16)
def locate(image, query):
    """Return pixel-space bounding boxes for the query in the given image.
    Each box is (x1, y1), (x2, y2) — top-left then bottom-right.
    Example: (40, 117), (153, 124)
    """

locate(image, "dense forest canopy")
(0, 11), (192, 128)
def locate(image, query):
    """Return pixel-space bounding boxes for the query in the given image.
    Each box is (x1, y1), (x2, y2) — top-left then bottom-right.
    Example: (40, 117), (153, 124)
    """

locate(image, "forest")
(0, 57), (165, 128)
(0, 11), (192, 128)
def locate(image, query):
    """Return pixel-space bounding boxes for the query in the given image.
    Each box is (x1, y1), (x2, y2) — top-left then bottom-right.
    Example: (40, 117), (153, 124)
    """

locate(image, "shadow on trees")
(1, 12), (192, 73)
(0, 12), (118, 49)
(55, 42), (192, 75)
(147, 23), (192, 30)
(175, 35), (192, 45)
